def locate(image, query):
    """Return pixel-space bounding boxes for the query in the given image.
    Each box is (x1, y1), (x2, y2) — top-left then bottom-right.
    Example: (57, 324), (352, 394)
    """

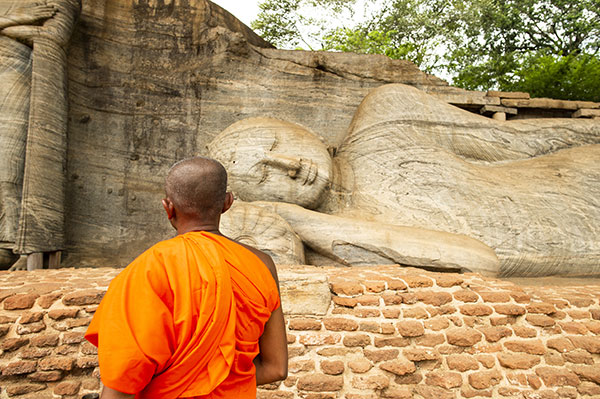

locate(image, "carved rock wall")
(62, 0), (453, 267)
(1, 267), (599, 398)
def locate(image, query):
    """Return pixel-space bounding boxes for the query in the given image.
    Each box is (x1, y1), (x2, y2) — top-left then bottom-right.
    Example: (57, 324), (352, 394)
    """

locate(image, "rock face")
(2, 0), (598, 272)
(62, 0), (452, 267)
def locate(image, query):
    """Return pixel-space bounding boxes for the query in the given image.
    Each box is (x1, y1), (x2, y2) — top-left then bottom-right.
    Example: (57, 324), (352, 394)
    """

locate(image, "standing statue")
(0, 0), (80, 270)
(208, 84), (600, 277)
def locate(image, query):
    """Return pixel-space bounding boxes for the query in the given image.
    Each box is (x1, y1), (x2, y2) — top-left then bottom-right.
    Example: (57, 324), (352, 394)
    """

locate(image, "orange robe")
(85, 231), (280, 399)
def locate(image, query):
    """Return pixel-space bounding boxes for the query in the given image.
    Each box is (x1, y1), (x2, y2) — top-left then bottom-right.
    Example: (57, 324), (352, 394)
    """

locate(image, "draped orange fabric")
(85, 232), (280, 399)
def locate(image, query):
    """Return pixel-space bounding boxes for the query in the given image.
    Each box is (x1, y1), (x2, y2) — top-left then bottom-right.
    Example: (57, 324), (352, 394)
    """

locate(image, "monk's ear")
(222, 192), (234, 214)
(162, 198), (175, 220)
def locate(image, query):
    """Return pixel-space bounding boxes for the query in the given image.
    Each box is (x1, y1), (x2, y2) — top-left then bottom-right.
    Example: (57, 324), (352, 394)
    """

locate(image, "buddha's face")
(208, 117), (332, 209)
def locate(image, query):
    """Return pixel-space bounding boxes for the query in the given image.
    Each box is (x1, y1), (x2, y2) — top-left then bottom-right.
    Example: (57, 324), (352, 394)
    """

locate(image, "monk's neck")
(175, 219), (222, 236)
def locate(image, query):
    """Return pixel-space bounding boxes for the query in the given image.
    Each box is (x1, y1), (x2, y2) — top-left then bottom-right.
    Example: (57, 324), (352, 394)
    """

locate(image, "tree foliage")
(251, 0), (359, 50)
(252, 0), (600, 101)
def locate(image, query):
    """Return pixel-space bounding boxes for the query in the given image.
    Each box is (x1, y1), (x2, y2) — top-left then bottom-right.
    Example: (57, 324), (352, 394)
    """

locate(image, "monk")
(84, 157), (288, 399)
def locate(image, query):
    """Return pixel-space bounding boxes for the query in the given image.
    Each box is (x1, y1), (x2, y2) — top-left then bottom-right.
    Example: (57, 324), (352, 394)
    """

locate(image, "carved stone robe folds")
(0, 0), (80, 256)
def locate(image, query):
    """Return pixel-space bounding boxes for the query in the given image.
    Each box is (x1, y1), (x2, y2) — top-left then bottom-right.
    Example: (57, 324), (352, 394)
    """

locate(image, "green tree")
(252, 0), (600, 101)
(251, 0), (359, 50)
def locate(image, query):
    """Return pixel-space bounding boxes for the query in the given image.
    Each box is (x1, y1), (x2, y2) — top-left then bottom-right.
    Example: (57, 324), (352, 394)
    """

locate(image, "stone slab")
(480, 105), (518, 115)
(486, 90), (530, 99)
(502, 98), (600, 110)
(573, 108), (600, 118)
(279, 269), (331, 316)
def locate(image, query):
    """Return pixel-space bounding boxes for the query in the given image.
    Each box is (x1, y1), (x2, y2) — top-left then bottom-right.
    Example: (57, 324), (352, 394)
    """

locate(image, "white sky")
(211, 0), (261, 26)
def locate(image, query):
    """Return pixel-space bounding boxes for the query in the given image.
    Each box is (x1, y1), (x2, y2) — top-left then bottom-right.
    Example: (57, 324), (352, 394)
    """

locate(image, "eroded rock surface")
(62, 0), (452, 267)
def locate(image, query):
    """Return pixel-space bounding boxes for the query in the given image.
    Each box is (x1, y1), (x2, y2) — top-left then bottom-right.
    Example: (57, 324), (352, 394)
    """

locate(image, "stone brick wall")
(1, 266), (599, 399)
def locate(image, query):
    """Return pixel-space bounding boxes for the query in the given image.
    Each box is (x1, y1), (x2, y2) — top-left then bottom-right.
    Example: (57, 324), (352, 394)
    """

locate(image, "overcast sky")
(211, 0), (261, 26)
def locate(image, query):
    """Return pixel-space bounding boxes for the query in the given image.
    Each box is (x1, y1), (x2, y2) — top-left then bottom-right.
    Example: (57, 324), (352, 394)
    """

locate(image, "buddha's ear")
(222, 192), (234, 214)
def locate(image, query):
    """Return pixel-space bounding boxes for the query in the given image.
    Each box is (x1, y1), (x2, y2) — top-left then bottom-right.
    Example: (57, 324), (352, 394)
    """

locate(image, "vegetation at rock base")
(252, 0), (600, 101)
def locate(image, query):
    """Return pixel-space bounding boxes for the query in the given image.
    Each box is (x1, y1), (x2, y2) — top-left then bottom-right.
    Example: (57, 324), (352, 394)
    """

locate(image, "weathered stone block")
(16, 321), (46, 335)
(329, 280), (363, 296)
(494, 304), (526, 316)
(379, 360), (416, 376)
(38, 356), (75, 371)
(48, 308), (79, 320)
(578, 382), (600, 396)
(343, 333), (371, 347)
(453, 290), (479, 303)
(363, 348), (399, 363)
(568, 364), (600, 384)
(425, 370), (462, 388)
(401, 275), (433, 288)
(413, 384), (455, 399)
(380, 387), (412, 399)
(297, 374), (343, 392)
(1, 360), (37, 376)
(62, 290), (104, 306)
(323, 317), (358, 331)
(402, 307), (429, 319)
(396, 320), (424, 337)
(535, 367), (580, 386)
(320, 360), (343, 375)
(281, 272), (331, 315)
(568, 336), (600, 353)
(504, 339), (546, 355)
(20, 312), (44, 324)
(299, 333), (340, 346)
(4, 294), (38, 310)
(374, 336), (410, 348)
(478, 326), (512, 342)
(460, 304), (494, 316)
(403, 348), (440, 362)
(5, 383), (47, 396)
(351, 375), (389, 390)
(497, 353), (541, 369)
(468, 369), (502, 389)
(415, 333), (445, 347)
(446, 328), (482, 346)
(20, 347), (52, 359)
(37, 293), (63, 309)
(446, 354), (479, 372)
(31, 334), (60, 347)
(348, 359), (372, 373)
(27, 370), (63, 382)
(1, 337), (29, 351)
(54, 381), (81, 395)
(526, 302), (557, 314)
(75, 356), (99, 369)
(415, 291), (452, 306)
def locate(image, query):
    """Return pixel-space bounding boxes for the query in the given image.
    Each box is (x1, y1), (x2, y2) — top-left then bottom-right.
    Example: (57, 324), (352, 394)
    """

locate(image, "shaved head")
(165, 157), (228, 218)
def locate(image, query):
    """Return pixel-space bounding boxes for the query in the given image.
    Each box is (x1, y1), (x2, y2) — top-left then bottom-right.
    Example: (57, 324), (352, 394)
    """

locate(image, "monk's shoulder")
(123, 237), (183, 275)
(146, 235), (188, 257)
(235, 241), (279, 284)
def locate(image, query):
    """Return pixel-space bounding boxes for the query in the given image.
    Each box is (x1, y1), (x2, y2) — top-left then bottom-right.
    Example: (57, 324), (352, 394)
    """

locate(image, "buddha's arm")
(0, 25), (42, 45)
(255, 202), (500, 276)
(0, 4), (55, 30)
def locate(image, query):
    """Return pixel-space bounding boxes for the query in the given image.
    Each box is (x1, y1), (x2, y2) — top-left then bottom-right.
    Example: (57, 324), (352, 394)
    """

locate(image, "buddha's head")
(207, 117), (332, 209)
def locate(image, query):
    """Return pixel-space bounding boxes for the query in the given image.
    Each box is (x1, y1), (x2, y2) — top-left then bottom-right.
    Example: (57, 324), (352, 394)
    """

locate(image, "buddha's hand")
(1, 3), (56, 28)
